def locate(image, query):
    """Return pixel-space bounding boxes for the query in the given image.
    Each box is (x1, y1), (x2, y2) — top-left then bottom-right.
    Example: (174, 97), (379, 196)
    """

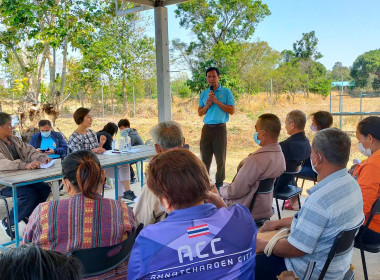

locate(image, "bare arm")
(256, 238), (305, 258)
(259, 217), (293, 232)
(198, 105), (210, 117)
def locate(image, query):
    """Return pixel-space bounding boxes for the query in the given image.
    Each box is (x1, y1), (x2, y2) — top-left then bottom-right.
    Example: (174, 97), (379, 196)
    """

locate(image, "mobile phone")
(40, 149), (46, 153)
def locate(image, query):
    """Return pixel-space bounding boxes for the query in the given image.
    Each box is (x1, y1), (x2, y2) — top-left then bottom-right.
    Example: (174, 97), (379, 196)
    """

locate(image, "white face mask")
(358, 141), (372, 157)
(310, 154), (320, 175)
(310, 125), (318, 132)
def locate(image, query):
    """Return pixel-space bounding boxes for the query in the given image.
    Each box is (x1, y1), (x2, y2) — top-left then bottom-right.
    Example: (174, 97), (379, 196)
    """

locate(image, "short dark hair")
(147, 149), (209, 209)
(312, 128), (351, 167)
(73, 107), (90, 125)
(100, 122), (118, 137)
(258, 113), (281, 139)
(118, 119), (130, 128)
(62, 150), (103, 199)
(0, 112), (11, 126)
(311, 111), (333, 130)
(287, 110), (307, 130)
(206, 67), (220, 76)
(357, 116), (380, 141)
(38, 120), (52, 127)
(0, 243), (82, 280)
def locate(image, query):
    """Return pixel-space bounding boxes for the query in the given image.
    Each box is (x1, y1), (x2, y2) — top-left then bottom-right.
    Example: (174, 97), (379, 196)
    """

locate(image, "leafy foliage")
(173, 0), (270, 94)
(351, 49), (380, 90)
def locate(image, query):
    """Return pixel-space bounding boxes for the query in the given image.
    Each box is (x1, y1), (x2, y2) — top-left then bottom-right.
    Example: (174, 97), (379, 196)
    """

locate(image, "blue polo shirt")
(199, 86), (235, 124)
(127, 203), (257, 280)
(40, 136), (60, 159)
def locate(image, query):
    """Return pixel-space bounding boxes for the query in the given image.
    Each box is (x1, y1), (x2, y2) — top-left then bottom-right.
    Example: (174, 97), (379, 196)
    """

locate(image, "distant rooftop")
(331, 81), (355, 87)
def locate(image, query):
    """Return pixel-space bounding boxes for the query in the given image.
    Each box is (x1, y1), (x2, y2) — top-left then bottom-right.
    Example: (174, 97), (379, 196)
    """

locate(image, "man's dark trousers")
(200, 123), (227, 187)
(0, 182), (51, 225)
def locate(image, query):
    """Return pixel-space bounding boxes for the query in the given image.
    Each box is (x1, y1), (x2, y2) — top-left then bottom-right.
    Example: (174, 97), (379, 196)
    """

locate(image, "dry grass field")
(2, 91), (380, 186)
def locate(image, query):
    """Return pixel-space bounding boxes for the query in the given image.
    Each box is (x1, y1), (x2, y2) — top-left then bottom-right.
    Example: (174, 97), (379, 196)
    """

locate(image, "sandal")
(284, 203), (300, 211)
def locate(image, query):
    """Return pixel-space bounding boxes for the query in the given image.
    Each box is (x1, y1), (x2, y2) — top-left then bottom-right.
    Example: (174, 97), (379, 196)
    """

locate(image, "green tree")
(173, 0), (270, 93)
(0, 0), (106, 119)
(238, 41), (281, 94)
(351, 49), (380, 90)
(292, 31), (322, 61)
(329, 62), (351, 81)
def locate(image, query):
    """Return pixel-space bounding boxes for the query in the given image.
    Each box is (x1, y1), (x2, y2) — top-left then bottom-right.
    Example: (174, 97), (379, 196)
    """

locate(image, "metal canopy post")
(154, 6), (171, 122)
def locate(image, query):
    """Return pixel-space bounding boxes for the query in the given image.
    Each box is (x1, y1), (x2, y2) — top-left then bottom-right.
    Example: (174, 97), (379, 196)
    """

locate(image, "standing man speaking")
(198, 67), (235, 189)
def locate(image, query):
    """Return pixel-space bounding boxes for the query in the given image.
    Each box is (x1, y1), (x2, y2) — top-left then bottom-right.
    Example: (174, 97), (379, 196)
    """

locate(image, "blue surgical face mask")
(41, 131), (51, 138)
(310, 125), (318, 132)
(253, 132), (261, 146)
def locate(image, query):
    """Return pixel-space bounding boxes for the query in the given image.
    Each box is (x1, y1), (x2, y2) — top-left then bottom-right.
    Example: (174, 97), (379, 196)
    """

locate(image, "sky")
(144, 0), (380, 71)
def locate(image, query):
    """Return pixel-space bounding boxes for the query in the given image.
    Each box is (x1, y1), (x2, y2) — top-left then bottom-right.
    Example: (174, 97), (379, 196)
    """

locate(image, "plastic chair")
(316, 225), (360, 280)
(273, 161), (303, 219)
(69, 223), (144, 278)
(249, 178), (275, 227)
(0, 194), (13, 240)
(354, 197), (380, 280)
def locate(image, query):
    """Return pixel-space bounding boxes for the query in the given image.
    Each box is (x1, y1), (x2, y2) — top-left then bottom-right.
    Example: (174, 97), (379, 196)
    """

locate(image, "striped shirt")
(68, 129), (99, 152)
(23, 193), (136, 280)
(285, 169), (364, 280)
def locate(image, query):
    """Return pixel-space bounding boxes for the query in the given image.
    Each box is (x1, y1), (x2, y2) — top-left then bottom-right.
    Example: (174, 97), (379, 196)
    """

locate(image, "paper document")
(40, 159), (56, 169)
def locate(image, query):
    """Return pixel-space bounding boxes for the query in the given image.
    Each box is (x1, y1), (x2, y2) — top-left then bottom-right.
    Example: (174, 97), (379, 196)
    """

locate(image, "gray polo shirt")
(285, 168), (364, 280)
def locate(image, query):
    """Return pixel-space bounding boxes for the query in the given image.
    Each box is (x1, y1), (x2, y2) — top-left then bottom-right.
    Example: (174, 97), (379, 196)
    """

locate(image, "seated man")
(256, 128), (364, 280)
(133, 121), (184, 226)
(279, 110), (311, 210)
(0, 112), (51, 238)
(30, 120), (68, 159)
(220, 114), (286, 221)
(118, 119), (144, 184)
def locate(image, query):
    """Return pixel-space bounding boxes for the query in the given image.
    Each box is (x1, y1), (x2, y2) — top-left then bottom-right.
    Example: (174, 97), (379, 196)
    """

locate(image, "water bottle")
(126, 135), (131, 151)
(112, 138), (116, 150)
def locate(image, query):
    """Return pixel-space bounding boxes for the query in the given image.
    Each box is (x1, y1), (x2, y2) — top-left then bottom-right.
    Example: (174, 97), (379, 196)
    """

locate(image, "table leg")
(114, 166), (118, 200)
(12, 187), (19, 247)
(140, 161), (144, 188)
(51, 181), (60, 201)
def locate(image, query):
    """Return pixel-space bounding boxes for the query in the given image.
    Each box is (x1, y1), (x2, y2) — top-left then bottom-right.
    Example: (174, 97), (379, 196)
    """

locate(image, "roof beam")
(115, 5), (152, 16)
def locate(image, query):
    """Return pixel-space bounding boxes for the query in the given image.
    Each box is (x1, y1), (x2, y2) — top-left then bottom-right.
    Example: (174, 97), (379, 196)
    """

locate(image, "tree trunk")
(59, 36), (69, 110)
(47, 48), (57, 104)
(123, 72), (127, 113)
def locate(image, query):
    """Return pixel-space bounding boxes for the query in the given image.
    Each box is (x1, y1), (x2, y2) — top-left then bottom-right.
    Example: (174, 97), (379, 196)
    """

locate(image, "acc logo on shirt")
(187, 224), (209, 238)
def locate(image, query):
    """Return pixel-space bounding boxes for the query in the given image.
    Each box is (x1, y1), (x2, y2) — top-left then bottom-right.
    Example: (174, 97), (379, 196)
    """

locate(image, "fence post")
(339, 76), (343, 129)
(329, 92), (332, 113)
(360, 91), (363, 121)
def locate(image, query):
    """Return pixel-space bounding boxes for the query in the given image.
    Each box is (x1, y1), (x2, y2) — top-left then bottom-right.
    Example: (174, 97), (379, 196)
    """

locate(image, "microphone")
(209, 86), (214, 96)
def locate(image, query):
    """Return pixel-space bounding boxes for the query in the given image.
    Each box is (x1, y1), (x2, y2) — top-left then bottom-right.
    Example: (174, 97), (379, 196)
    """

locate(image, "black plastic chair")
(0, 194), (13, 240)
(249, 178), (275, 227)
(69, 223), (144, 278)
(273, 161), (303, 219)
(354, 197), (380, 280)
(317, 225), (360, 280)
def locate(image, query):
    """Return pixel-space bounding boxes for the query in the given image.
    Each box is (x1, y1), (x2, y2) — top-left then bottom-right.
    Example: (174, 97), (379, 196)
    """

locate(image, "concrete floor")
(0, 177), (379, 279)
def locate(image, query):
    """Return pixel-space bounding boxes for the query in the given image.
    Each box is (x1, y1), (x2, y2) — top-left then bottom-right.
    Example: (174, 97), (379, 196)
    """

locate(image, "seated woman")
(285, 110), (333, 210)
(68, 108), (134, 201)
(30, 120), (68, 158)
(0, 243), (82, 280)
(97, 122), (118, 151)
(127, 149), (257, 280)
(23, 150), (136, 280)
(353, 116), (380, 243)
